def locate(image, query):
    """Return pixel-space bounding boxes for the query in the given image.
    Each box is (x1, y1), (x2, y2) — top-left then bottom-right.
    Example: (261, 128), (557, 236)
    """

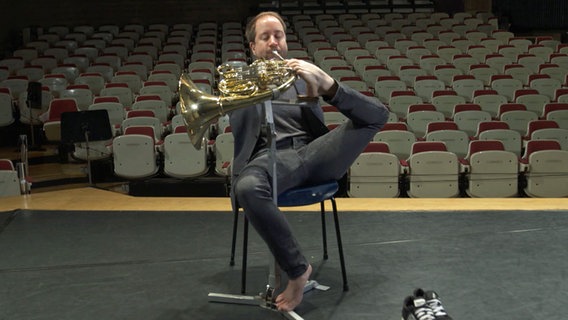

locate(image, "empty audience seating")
(3, 9), (566, 198)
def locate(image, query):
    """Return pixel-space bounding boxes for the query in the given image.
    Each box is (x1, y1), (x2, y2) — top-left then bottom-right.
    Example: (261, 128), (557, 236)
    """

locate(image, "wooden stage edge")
(1, 187), (568, 212)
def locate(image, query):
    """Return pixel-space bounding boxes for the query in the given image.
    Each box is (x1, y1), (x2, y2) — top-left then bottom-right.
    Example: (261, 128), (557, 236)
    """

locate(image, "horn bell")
(178, 60), (296, 149)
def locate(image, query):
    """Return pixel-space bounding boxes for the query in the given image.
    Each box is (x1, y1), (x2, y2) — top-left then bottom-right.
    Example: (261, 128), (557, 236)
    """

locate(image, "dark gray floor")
(1, 209), (568, 320)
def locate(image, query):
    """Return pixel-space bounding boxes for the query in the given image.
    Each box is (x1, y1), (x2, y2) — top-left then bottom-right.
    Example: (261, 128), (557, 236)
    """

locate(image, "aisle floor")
(1, 209), (567, 320)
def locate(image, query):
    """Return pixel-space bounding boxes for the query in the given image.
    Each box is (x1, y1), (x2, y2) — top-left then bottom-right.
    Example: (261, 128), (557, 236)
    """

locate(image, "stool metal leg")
(241, 216), (249, 294)
(331, 198), (349, 292)
(320, 201), (329, 260)
(230, 207), (239, 266)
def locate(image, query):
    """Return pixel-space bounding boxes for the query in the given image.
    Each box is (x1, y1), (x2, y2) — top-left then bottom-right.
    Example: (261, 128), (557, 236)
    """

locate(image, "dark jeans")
(233, 101), (387, 279)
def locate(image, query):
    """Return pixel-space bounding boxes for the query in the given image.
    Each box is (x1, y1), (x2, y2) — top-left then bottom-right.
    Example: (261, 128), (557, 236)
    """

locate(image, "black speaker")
(27, 82), (42, 109)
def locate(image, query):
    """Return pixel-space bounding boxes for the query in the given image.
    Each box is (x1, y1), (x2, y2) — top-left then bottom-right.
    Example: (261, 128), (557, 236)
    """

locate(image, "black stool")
(229, 180), (349, 294)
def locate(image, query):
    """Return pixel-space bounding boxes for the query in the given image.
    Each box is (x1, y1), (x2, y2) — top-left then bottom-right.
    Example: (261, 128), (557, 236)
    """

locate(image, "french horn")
(179, 57), (296, 149)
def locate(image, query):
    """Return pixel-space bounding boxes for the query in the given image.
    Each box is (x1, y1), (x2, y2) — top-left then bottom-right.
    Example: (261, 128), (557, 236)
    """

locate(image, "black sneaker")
(413, 288), (453, 320)
(401, 295), (436, 320)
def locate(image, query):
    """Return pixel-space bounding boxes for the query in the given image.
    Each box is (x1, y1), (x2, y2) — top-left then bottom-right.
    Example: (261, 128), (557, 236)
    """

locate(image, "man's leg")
(233, 164), (309, 279)
(300, 120), (381, 183)
(234, 154), (314, 312)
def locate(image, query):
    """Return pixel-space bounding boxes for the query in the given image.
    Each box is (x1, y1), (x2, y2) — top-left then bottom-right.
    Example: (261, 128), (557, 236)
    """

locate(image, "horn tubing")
(178, 69), (297, 149)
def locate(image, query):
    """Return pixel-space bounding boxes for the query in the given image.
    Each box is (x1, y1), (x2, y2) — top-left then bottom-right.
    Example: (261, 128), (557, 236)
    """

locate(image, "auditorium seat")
(60, 84), (93, 111)
(499, 103), (539, 136)
(472, 89), (507, 119)
(348, 142), (401, 198)
(497, 44), (522, 63)
(406, 103), (445, 137)
(452, 103), (492, 137)
(514, 89), (551, 116)
(436, 45), (461, 63)
(0, 90), (15, 127)
(520, 140), (568, 198)
(100, 83), (134, 108)
(213, 130), (234, 177)
(352, 56), (381, 76)
(485, 53), (513, 74)
(0, 159), (21, 198)
(388, 90), (423, 120)
(452, 54), (478, 73)
(375, 46), (401, 65)
(431, 90), (467, 119)
(517, 54), (546, 74)
(462, 140), (518, 198)
(491, 30), (514, 44)
(131, 97), (170, 124)
(424, 121), (470, 158)
(529, 74), (562, 100)
(528, 44), (554, 62)
(476, 120), (523, 156)
(525, 119), (568, 150)
(550, 53), (568, 71)
(74, 72), (105, 95)
(451, 75), (484, 102)
(373, 122), (416, 160)
(399, 65), (428, 87)
(406, 46), (432, 64)
(508, 37), (533, 53)
(543, 103), (568, 129)
(490, 75), (523, 102)
(112, 125), (161, 179)
(361, 65), (392, 88)
(0, 76), (29, 100)
(503, 64), (532, 86)
(538, 63), (567, 83)
(406, 141), (461, 198)
(16, 66), (44, 82)
(432, 64), (463, 87)
(43, 98), (79, 142)
(413, 75), (445, 102)
(163, 126), (210, 179)
(88, 102), (125, 136)
(468, 64), (498, 87)
(140, 81), (174, 107)
(422, 38), (445, 54)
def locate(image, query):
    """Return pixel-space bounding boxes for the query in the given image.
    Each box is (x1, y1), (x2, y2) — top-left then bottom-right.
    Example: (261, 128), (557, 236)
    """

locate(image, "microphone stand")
(208, 99), (324, 319)
(83, 126), (94, 187)
(17, 135), (32, 194)
(26, 99), (45, 151)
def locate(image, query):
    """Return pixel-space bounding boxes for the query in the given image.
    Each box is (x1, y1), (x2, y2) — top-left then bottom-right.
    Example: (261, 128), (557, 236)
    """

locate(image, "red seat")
(521, 139), (561, 164)
(45, 98), (78, 122)
(497, 103), (527, 118)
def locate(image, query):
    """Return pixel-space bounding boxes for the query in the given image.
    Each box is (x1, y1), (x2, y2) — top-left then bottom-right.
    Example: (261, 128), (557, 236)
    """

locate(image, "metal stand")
(83, 128), (95, 187)
(25, 81), (46, 151)
(17, 135), (32, 194)
(208, 100), (326, 319)
(60, 110), (112, 188)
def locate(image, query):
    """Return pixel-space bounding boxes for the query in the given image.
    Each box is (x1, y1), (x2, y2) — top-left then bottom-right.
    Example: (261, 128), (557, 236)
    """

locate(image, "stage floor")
(1, 207), (568, 320)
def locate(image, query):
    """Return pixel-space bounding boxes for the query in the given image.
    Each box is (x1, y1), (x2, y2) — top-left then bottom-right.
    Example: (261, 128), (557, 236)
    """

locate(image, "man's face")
(249, 15), (288, 60)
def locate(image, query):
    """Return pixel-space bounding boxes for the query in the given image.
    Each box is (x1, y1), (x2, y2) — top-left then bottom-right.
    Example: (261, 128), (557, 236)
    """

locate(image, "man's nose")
(268, 35), (278, 46)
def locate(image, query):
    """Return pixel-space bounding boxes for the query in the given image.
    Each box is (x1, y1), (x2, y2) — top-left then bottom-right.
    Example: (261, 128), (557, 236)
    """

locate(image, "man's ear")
(249, 41), (256, 56)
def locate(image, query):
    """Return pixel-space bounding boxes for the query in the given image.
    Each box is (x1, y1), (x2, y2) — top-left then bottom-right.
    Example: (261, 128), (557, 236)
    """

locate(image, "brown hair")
(245, 11), (287, 43)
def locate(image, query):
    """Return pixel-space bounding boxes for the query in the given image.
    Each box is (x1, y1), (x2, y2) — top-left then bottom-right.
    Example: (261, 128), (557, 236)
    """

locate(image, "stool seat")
(278, 181), (339, 206)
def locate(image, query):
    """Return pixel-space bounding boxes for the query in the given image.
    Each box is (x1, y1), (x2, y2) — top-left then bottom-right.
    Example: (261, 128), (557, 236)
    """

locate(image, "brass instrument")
(179, 58), (296, 149)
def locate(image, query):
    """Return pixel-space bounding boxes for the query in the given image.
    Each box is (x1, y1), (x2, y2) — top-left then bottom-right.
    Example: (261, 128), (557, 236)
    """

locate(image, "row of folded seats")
(0, 19), (247, 128)
(1, 12), (566, 198)
(0, 21), (248, 187)
(350, 138), (568, 199)
(279, 11), (568, 124)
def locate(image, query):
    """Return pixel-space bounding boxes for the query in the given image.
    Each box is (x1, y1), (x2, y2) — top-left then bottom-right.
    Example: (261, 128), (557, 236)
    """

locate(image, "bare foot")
(275, 264), (312, 312)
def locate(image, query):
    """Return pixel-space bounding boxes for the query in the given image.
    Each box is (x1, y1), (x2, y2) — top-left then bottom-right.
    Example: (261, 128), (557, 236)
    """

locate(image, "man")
(229, 11), (389, 312)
